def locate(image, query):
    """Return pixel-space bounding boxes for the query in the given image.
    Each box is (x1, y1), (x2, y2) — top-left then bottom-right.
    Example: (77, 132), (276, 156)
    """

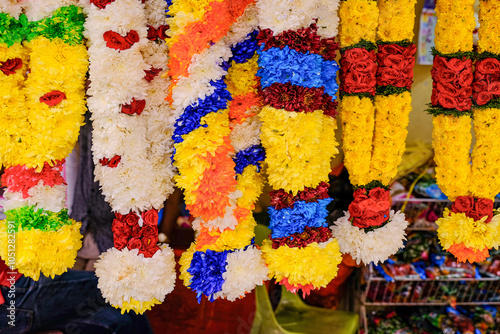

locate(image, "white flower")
(217, 246), (269, 301)
(331, 210), (409, 265)
(2, 182), (66, 212)
(95, 245), (176, 310)
(230, 115), (262, 153)
(0, 0), (23, 18)
(23, 0), (79, 21)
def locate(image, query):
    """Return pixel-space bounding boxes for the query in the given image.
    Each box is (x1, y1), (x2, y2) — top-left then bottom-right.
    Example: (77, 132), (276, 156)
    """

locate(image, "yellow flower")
(432, 115), (472, 200)
(225, 54), (259, 96)
(478, 0), (500, 54)
(0, 42), (29, 169)
(261, 239), (342, 289)
(434, 0), (475, 54)
(259, 106), (339, 195)
(470, 108), (500, 199)
(0, 220), (82, 280)
(179, 244), (196, 287)
(236, 165), (265, 210)
(340, 96), (375, 186)
(437, 209), (500, 251)
(377, 0), (417, 42)
(114, 298), (161, 315)
(339, 0), (379, 47)
(370, 92), (412, 184)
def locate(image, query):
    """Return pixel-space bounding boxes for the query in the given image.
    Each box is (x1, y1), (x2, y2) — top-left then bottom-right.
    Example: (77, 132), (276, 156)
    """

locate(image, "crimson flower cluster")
(271, 226), (332, 249)
(147, 25), (169, 41)
(472, 58), (500, 105)
(261, 83), (337, 116)
(340, 48), (377, 95)
(112, 209), (160, 257)
(451, 196), (494, 223)
(257, 23), (338, 61)
(121, 98), (146, 115)
(430, 55), (473, 111)
(270, 181), (330, 210)
(377, 44), (416, 89)
(99, 155), (121, 168)
(348, 187), (391, 229)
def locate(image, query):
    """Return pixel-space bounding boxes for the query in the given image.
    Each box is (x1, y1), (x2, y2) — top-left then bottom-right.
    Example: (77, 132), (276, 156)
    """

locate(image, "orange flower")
(447, 243), (489, 263)
(228, 92), (260, 126)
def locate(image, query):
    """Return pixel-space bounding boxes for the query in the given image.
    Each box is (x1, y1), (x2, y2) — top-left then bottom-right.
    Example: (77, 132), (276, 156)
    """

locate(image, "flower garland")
(256, 0), (343, 295)
(0, 3), (87, 280)
(86, 0), (176, 314)
(430, 0), (500, 263)
(170, 1), (268, 302)
(331, 0), (416, 265)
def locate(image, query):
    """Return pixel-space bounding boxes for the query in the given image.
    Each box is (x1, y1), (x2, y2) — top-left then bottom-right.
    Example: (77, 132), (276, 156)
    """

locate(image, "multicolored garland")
(169, 0), (268, 302)
(256, 0), (343, 295)
(0, 3), (87, 279)
(431, 0), (500, 263)
(331, 0), (416, 265)
(87, 0), (176, 314)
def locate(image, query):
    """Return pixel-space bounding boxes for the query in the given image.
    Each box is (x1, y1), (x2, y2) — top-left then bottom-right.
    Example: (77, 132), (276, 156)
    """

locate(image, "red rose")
(39, 90), (66, 107)
(458, 70), (473, 87)
(147, 25), (158, 41)
(352, 61), (376, 73)
(90, 0), (115, 9)
(365, 212), (387, 227)
(437, 69), (458, 83)
(473, 81), (488, 93)
(144, 67), (162, 82)
(124, 212), (139, 226)
(447, 58), (466, 72)
(142, 234), (159, 249)
(475, 198), (494, 223)
(0, 58), (22, 76)
(125, 30), (139, 44)
(348, 202), (363, 218)
(456, 97), (472, 111)
(437, 94), (457, 109)
(112, 217), (127, 233)
(477, 58), (500, 75)
(114, 236), (128, 250)
(127, 237), (142, 250)
(488, 82), (500, 95)
(475, 91), (492, 105)
(344, 48), (372, 63)
(452, 196), (474, 214)
(142, 209), (159, 227)
(140, 245), (160, 258)
(369, 187), (390, 201)
(141, 225), (157, 237)
(378, 44), (405, 55)
(103, 31), (131, 51)
(382, 54), (407, 70)
(131, 223), (141, 237)
(157, 25), (169, 40)
(433, 56), (448, 71)
(437, 82), (460, 97)
(353, 188), (369, 202)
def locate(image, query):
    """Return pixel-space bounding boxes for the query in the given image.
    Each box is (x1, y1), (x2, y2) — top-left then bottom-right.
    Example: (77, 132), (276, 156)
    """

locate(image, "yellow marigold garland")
(477, 0), (500, 54)
(340, 96), (375, 186)
(370, 93), (412, 184)
(338, 0), (378, 46)
(434, 0), (475, 54)
(377, 0), (416, 42)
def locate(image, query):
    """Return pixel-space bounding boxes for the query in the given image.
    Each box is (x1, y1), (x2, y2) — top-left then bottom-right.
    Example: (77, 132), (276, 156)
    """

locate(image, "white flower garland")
(331, 210), (408, 265)
(86, 0), (176, 313)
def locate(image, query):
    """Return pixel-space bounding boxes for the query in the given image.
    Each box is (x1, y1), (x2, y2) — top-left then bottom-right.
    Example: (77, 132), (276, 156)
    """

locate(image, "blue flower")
(233, 144), (266, 174)
(321, 60), (340, 97)
(188, 249), (228, 302)
(173, 78), (232, 143)
(230, 30), (259, 64)
(269, 198), (333, 239)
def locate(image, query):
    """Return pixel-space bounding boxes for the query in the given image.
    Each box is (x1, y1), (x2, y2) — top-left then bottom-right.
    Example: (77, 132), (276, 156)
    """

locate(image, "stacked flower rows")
(167, 1), (268, 302)
(0, 2), (87, 280)
(432, 0), (500, 263)
(256, 0), (343, 295)
(332, 0), (416, 265)
(86, 0), (176, 314)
